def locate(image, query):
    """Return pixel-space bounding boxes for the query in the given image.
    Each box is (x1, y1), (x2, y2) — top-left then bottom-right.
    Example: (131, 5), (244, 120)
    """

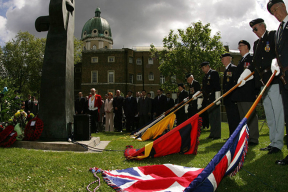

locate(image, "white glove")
(183, 98), (188, 102)
(215, 91), (221, 105)
(271, 59), (280, 76)
(192, 91), (202, 100)
(184, 104), (189, 113)
(237, 69), (254, 87)
(197, 98), (203, 110)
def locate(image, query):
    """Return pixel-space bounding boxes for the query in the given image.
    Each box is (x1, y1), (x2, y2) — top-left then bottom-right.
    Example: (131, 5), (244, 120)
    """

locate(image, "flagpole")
(197, 72), (255, 116)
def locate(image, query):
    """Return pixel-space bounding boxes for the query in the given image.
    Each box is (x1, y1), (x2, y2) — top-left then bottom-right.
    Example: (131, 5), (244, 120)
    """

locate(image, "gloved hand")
(184, 104), (189, 113)
(183, 97), (188, 102)
(192, 91), (202, 100)
(197, 98), (203, 110)
(237, 69), (254, 87)
(215, 91), (221, 105)
(271, 59), (280, 76)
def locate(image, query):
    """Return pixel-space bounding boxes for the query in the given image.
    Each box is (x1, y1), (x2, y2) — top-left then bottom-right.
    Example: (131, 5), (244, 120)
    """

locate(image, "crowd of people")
(77, 0), (288, 165)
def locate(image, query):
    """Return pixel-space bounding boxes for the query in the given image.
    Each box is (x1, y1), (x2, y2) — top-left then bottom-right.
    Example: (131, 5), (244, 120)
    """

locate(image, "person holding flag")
(176, 83), (189, 125)
(250, 17), (284, 154)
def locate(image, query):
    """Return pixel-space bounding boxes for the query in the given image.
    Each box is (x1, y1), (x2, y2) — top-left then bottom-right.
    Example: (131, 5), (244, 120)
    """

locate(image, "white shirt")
(89, 95), (98, 111)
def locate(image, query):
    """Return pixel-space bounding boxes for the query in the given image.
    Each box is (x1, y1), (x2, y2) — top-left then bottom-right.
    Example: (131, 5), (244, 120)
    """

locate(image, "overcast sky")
(0, 0), (286, 51)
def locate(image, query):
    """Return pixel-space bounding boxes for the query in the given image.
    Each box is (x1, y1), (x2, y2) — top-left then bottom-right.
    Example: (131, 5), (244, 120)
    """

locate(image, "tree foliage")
(74, 36), (82, 64)
(150, 21), (225, 92)
(2, 31), (46, 96)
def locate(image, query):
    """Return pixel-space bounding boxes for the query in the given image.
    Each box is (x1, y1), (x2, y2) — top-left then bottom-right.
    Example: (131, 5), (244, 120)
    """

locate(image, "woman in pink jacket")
(104, 92), (114, 132)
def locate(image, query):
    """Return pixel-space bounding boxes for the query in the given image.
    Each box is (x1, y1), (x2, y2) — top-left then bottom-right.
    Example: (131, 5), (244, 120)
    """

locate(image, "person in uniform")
(250, 18), (284, 154)
(186, 74), (201, 118)
(233, 40), (259, 145)
(267, 0), (288, 164)
(176, 83), (189, 125)
(221, 53), (240, 137)
(200, 62), (221, 139)
(88, 88), (102, 133)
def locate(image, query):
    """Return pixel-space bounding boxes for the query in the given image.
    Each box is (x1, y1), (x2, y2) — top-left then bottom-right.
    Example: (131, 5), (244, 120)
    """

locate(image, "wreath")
(23, 116), (44, 141)
(0, 125), (17, 148)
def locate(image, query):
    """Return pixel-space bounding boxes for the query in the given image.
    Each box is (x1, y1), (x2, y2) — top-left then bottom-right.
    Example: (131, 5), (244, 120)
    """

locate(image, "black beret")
(185, 73), (192, 79)
(178, 83), (185, 88)
(221, 53), (231, 58)
(238, 40), (251, 50)
(200, 61), (210, 67)
(267, 0), (284, 14)
(249, 18), (264, 27)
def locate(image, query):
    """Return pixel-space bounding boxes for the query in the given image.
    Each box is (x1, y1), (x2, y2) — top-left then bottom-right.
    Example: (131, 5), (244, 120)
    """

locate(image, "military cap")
(200, 61), (210, 67)
(178, 83), (185, 88)
(249, 18), (264, 27)
(221, 53), (231, 58)
(267, 0), (284, 14)
(238, 40), (251, 50)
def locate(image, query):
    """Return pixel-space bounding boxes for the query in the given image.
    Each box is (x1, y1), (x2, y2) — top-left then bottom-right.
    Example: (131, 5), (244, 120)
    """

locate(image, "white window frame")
(129, 57), (133, 64)
(150, 91), (155, 98)
(137, 73), (142, 81)
(148, 58), (153, 64)
(92, 45), (97, 50)
(160, 74), (165, 84)
(108, 70), (115, 83)
(91, 57), (98, 63)
(148, 72), (154, 81)
(108, 56), (115, 63)
(136, 58), (142, 65)
(91, 71), (98, 83)
(129, 74), (134, 84)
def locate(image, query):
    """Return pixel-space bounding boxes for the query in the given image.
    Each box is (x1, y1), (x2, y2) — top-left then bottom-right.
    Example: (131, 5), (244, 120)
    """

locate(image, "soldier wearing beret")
(176, 83), (189, 125)
(267, 0), (288, 164)
(221, 53), (240, 137)
(186, 74), (201, 118)
(250, 18), (284, 154)
(233, 40), (259, 145)
(200, 62), (221, 139)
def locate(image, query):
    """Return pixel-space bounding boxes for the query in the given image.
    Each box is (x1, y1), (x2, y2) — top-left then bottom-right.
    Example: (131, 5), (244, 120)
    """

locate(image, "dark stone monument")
(35, 0), (75, 141)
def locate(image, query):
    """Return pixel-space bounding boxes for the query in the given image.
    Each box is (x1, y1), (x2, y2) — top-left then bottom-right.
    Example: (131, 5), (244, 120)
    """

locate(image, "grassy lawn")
(0, 121), (288, 192)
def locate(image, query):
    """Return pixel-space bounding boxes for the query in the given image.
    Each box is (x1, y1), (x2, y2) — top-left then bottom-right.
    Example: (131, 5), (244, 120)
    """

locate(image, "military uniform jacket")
(275, 21), (288, 85)
(253, 30), (278, 89)
(223, 63), (237, 105)
(232, 54), (256, 102)
(202, 69), (221, 104)
(188, 80), (201, 107)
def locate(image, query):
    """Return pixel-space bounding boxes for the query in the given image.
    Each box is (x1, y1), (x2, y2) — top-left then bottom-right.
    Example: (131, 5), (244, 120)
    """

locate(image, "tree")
(74, 36), (82, 64)
(2, 31), (46, 96)
(150, 21), (225, 92)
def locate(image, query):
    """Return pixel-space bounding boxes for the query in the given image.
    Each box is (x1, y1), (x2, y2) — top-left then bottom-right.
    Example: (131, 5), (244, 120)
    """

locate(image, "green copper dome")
(81, 7), (113, 41)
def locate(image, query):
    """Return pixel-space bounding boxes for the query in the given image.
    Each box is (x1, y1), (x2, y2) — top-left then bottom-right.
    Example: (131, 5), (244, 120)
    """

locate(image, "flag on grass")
(124, 114), (201, 160)
(89, 117), (249, 192)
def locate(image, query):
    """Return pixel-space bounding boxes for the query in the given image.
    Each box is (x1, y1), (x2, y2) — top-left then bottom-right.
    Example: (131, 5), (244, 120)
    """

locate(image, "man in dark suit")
(267, 0), (288, 164)
(153, 89), (167, 117)
(113, 90), (124, 132)
(201, 62), (221, 139)
(232, 40), (259, 145)
(138, 90), (152, 128)
(176, 83), (189, 125)
(250, 18), (284, 154)
(75, 92), (86, 114)
(221, 53), (240, 137)
(166, 93), (175, 110)
(123, 90), (137, 132)
(186, 74), (201, 118)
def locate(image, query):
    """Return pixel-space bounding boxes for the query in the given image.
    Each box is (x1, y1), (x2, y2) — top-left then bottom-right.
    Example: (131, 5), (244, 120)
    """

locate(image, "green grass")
(0, 122), (288, 192)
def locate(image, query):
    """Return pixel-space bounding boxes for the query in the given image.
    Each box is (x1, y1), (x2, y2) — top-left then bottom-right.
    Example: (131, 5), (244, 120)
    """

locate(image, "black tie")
(279, 21), (285, 43)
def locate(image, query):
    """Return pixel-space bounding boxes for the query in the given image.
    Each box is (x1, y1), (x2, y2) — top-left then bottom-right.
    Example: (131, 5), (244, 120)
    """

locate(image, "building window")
(92, 29), (98, 36)
(148, 58), (153, 64)
(129, 74), (133, 84)
(91, 57), (98, 63)
(137, 73), (142, 81)
(171, 75), (176, 83)
(108, 71), (115, 83)
(148, 72), (154, 81)
(91, 71), (98, 83)
(136, 58), (142, 65)
(160, 73), (165, 84)
(104, 30), (109, 37)
(108, 56), (115, 63)
(83, 46), (86, 51)
(92, 45), (97, 50)
(150, 91), (155, 98)
(129, 57), (133, 64)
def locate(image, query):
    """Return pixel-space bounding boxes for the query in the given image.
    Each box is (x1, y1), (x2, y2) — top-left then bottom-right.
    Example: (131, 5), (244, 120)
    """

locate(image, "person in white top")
(104, 92), (114, 132)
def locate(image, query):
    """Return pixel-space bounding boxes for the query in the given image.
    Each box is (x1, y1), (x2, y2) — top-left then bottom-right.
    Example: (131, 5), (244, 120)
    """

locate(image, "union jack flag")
(89, 118), (249, 192)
